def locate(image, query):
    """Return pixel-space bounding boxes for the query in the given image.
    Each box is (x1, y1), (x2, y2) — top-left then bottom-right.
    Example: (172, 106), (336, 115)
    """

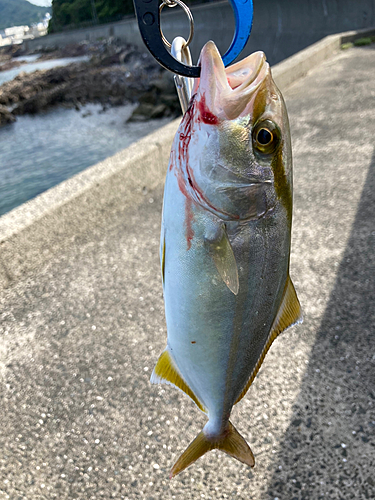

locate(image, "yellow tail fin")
(170, 421), (254, 478)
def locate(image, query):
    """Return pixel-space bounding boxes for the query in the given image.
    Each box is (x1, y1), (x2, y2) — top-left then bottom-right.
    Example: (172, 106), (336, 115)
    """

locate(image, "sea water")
(0, 56), (90, 86)
(0, 103), (171, 216)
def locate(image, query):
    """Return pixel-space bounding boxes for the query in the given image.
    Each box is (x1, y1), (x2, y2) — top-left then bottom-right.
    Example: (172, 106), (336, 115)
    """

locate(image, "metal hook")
(171, 36), (194, 113)
(132, 0), (253, 77)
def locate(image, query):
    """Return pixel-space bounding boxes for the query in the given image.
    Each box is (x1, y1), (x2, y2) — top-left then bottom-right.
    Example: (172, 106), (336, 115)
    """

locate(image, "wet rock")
(150, 104), (169, 119)
(0, 39), (181, 119)
(128, 103), (156, 121)
(151, 71), (176, 94)
(139, 90), (158, 105)
(0, 105), (16, 127)
(0, 60), (25, 72)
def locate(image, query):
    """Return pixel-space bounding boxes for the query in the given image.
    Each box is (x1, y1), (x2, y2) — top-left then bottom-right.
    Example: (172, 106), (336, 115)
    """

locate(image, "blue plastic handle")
(223, 0), (253, 67)
(133, 0), (253, 77)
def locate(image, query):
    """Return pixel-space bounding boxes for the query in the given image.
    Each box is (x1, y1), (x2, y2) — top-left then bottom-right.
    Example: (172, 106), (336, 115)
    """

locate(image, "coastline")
(0, 39), (181, 126)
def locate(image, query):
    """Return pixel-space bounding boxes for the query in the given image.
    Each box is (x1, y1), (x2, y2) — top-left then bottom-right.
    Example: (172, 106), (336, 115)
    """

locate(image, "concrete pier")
(0, 34), (374, 498)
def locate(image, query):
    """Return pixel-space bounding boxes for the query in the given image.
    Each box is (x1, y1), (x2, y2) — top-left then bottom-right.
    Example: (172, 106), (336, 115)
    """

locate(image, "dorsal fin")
(235, 276), (302, 405)
(150, 349), (206, 413)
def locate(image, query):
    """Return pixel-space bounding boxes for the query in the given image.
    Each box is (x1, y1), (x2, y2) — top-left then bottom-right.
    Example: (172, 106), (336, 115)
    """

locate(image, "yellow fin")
(170, 420), (254, 478)
(206, 224), (239, 295)
(235, 275), (302, 405)
(150, 349), (206, 413)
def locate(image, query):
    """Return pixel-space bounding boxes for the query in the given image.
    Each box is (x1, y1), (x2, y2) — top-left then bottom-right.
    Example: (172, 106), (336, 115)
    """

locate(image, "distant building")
(0, 33), (13, 47)
(0, 15), (50, 47)
(2, 26), (29, 45)
(5, 25), (29, 42)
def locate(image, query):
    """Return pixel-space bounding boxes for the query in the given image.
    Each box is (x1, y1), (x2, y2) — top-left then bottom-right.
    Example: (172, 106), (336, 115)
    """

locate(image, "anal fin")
(235, 275), (302, 405)
(150, 349), (206, 413)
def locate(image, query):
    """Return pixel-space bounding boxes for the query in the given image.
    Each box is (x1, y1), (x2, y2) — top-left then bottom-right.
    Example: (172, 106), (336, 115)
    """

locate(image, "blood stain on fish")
(175, 99), (196, 249)
(198, 94), (219, 125)
(175, 154), (195, 250)
(185, 197), (194, 250)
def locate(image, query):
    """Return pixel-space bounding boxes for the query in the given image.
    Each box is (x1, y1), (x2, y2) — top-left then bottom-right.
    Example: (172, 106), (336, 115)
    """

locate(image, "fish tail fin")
(170, 421), (254, 478)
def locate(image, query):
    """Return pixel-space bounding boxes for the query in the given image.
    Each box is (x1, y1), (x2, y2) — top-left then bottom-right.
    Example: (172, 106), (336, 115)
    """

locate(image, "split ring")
(159, 0), (194, 49)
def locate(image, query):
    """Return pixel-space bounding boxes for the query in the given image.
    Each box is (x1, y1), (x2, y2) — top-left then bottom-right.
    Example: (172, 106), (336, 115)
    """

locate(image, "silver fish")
(151, 41), (302, 477)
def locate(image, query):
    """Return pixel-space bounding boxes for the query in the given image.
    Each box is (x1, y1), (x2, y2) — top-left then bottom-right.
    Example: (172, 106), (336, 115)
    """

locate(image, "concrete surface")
(271, 27), (375, 92)
(25, 1), (375, 66)
(0, 44), (374, 499)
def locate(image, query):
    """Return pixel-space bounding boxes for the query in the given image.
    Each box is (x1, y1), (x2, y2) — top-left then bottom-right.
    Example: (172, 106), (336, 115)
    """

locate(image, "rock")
(139, 90), (157, 105)
(160, 93), (180, 113)
(151, 71), (176, 94)
(0, 39), (179, 119)
(0, 106), (16, 127)
(128, 103), (156, 121)
(108, 96), (125, 107)
(150, 104), (168, 119)
(0, 60), (24, 72)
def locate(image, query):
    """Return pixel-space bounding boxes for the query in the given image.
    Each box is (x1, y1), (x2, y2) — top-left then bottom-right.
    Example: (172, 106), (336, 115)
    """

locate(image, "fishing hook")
(132, 0), (253, 77)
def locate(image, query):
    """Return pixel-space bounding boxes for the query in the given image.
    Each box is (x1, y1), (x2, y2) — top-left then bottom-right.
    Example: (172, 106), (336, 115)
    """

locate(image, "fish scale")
(151, 41), (302, 477)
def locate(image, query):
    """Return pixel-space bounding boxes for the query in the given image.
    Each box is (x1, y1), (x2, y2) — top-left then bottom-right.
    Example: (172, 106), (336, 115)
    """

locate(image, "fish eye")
(252, 120), (280, 155)
(257, 128), (272, 145)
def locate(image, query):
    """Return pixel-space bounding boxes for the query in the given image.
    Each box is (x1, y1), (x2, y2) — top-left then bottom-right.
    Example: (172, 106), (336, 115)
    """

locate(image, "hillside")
(0, 0), (50, 31)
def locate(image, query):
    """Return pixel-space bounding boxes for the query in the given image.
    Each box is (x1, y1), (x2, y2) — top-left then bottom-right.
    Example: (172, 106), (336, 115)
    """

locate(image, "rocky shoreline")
(0, 39), (182, 127)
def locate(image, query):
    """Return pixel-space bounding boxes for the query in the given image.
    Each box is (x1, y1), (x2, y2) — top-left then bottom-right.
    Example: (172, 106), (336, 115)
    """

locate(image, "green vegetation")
(48, 0), (135, 32)
(342, 36), (375, 50)
(353, 37), (373, 46)
(48, 0), (209, 33)
(0, 0), (50, 30)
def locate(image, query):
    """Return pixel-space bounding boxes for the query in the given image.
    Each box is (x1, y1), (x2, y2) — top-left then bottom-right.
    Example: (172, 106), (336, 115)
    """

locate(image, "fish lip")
(195, 42), (270, 120)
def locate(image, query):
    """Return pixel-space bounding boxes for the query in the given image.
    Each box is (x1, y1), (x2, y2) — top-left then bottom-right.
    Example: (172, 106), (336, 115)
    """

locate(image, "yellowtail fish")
(151, 41), (302, 477)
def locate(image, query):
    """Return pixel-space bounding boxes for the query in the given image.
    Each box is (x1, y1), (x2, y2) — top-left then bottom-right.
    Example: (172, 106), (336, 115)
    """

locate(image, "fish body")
(151, 42), (302, 476)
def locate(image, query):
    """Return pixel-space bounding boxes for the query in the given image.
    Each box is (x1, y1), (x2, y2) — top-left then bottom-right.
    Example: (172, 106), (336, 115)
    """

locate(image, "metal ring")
(162, 0), (178, 6)
(159, 0), (194, 49)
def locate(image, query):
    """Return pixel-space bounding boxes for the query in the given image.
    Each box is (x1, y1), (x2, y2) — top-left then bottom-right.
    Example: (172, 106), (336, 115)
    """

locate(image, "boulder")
(0, 106), (16, 127)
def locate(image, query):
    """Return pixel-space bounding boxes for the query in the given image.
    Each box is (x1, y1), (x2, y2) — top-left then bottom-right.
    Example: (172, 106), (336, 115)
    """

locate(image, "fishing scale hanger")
(132, 0), (254, 77)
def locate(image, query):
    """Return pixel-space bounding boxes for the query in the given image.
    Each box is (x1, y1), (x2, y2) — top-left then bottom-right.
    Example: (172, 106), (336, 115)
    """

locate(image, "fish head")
(183, 41), (292, 222)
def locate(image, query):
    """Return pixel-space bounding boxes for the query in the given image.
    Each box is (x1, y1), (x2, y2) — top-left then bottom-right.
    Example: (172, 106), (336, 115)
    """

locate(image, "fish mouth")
(192, 41), (270, 121)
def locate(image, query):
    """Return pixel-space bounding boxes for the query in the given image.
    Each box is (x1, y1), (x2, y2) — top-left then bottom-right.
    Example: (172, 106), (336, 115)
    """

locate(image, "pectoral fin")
(205, 224), (239, 295)
(150, 349), (206, 413)
(235, 276), (302, 405)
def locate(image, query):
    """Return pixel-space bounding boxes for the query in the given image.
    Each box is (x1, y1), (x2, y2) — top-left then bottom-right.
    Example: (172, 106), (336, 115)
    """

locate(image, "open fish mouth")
(193, 41), (270, 121)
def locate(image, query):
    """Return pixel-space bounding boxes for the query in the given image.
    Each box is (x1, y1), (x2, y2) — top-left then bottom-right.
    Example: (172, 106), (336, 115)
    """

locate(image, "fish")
(151, 41), (302, 478)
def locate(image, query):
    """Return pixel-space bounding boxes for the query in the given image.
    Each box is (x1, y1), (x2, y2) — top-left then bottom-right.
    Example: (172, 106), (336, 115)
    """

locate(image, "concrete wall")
(25, 0), (375, 65)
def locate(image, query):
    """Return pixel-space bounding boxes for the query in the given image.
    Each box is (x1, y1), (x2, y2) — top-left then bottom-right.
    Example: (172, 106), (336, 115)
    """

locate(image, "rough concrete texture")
(272, 27), (375, 92)
(0, 45), (374, 499)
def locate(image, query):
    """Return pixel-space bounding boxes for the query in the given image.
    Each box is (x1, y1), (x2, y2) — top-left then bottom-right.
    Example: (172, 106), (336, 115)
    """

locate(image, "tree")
(49, 0), (135, 32)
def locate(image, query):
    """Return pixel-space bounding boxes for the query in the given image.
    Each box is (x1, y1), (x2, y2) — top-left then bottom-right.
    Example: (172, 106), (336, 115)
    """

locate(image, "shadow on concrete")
(265, 150), (375, 499)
